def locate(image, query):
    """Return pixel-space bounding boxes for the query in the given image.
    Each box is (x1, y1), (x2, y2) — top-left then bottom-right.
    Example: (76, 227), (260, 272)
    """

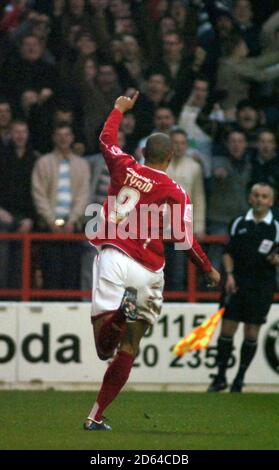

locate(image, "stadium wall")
(1, 303), (279, 389)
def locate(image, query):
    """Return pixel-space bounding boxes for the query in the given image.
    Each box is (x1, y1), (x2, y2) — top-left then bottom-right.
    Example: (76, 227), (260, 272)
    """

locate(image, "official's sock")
(98, 309), (127, 357)
(216, 334), (233, 379)
(88, 351), (134, 422)
(235, 338), (257, 382)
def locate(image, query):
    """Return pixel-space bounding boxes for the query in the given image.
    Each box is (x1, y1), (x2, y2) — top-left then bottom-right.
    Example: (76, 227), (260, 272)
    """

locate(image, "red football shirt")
(89, 108), (212, 273)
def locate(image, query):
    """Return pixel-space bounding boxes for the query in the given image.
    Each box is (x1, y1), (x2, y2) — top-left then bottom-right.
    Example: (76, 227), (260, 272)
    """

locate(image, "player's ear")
(168, 151), (174, 163)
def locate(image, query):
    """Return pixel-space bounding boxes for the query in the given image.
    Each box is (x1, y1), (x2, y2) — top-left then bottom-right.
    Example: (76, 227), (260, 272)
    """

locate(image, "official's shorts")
(91, 246), (164, 325)
(222, 286), (273, 325)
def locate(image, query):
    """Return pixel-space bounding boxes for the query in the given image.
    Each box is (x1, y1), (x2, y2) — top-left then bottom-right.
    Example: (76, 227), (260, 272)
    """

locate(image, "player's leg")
(85, 255), (164, 430)
(92, 286), (138, 360)
(208, 318), (239, 392)
(91, 248), (137, 360)
(230, 323), (261, 392)
(84, 319), (149, 430)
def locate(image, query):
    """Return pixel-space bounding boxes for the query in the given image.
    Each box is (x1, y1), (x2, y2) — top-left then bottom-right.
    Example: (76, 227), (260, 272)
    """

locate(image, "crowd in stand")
(0, 0), (279, 296)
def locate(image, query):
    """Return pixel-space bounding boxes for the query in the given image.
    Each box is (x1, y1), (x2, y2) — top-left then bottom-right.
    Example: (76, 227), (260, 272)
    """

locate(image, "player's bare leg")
(208, 319), (239, 392)
(92, 287), (138, 360)
(230, 323), (261, 392)
(84, 319), (149, 430)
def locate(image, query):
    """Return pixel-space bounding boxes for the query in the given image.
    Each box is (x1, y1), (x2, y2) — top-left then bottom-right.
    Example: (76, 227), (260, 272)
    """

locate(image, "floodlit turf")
(0, 390), (279, 450)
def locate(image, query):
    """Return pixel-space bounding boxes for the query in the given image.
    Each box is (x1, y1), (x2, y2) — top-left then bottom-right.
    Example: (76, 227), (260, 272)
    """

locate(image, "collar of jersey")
(141, 164), (166, 175)
(245, 209), (273, 225)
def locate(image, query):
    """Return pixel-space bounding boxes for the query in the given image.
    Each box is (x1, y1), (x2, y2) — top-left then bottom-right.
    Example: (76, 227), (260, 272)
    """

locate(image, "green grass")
(0, 391), (279, 450)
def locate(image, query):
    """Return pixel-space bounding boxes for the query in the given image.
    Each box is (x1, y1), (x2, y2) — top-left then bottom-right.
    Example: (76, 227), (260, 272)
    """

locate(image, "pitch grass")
(0, 390), (279, 450)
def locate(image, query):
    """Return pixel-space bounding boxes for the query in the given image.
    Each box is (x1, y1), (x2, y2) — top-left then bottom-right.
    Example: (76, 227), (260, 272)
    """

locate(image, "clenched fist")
(114, 91), (139, 114)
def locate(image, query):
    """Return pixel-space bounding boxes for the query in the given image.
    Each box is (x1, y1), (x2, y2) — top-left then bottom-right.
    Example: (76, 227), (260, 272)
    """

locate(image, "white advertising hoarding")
(0, 303), (17, 382)
(0, 303), (278, 386)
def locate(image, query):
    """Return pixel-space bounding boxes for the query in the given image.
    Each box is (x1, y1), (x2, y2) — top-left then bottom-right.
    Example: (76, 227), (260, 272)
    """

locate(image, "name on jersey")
(123, 168), (154, 193)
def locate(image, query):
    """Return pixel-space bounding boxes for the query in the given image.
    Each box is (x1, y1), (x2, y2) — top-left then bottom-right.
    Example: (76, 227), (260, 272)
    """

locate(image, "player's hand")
(225, 273), (237, 293)
(114, 91), (139, 113)
(205, 267), (220, 288)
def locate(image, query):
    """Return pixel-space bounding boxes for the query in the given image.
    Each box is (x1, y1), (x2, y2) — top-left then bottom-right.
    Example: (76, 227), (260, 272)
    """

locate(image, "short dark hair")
(226, 129), (247, 141)
(222, 31), (244, 57)
(55, 104), (74, 114)
(146, 71), (171, 87)
(0, 99), (12, 109)
(194, 74), (209, 85)
(11, 120), (28, 128)
(144, 133), (172, 164)
(154, 106), (173, 115)
(236, 99), (258, 112)
(53, 123), (73, 134)
(170, 128), (187, 139)
(257, 128), (276, 140)
(21, 33), (41, 44)
(163, 31), (183, 43)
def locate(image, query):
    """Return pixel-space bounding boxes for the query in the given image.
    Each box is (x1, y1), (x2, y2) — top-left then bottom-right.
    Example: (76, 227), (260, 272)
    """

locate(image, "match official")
(208, 183), (279, 393)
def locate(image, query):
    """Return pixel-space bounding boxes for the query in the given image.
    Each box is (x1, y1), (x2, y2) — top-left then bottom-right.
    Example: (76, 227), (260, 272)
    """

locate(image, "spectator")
(169, 0), (198, 48)
(234, 100), (263, 149)
(199, 8), (237, 85)
(62, 0), (92, 35)
(120, 111), (140, 154)
(121, 34), (146, 89)
(0, 99), (13, 152)
(178, 77), (220, 157)
(75, 30), (98, 60)
(136, 106), (176, 161)
(216, 32), (279, 112)
(83, 63), (122, 153)
(32, 123), (90, 291)
(0, 120), (37, 290)
(232, 0), (261, 56)
(151, 31), (205, 109)
(168, 129), (206, 237)
(250, 130), (279, 216)
(157, 15), (177, 39)
(260, 11), (279, 52)
(135, 72), (173, 137)
(0, 33), (57, 105)
(165, 129), (206, 290)
(207, 130), (252, 269)
(197, 98), (262, 156)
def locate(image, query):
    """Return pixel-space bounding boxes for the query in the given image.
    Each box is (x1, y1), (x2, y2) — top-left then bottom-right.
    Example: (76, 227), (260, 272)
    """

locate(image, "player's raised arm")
(99, 91), (139, 172)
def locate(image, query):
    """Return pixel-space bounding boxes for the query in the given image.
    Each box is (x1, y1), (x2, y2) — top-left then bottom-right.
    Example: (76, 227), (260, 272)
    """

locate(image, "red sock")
(88, 351), (134, 422)
(97, 309), (127, 357)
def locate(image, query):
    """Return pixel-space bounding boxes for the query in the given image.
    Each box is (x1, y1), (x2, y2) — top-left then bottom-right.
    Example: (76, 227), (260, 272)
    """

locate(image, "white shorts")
(91, 247), (164, 325)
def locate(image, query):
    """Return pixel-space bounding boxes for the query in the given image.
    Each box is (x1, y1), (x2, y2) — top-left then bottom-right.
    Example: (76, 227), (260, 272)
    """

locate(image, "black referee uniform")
(223, 208), (279, 324)
(208, 208), (279, 393)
